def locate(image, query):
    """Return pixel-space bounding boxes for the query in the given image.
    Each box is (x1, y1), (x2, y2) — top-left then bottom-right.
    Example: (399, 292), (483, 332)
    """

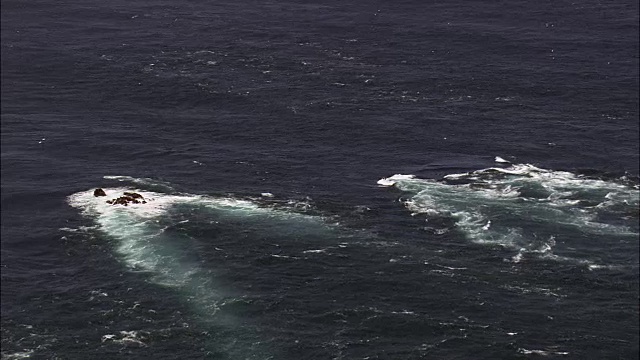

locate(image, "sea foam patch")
(67, 185), (337, 285)
(379, 164), (639, 266)
(67, 181), (349, 358)
(68, 187), (211, 288)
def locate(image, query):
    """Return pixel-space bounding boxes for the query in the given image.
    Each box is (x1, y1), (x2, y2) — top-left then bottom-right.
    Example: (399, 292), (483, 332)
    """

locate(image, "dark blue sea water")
(2, 0), (639, 359)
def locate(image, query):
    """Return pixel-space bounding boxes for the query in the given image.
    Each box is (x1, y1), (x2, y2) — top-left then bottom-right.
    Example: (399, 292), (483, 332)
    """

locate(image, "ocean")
(1, 0), (638, 359)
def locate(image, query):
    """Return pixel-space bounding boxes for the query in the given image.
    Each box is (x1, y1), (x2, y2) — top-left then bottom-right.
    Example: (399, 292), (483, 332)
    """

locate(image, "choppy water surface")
(2, 0), (638, 359)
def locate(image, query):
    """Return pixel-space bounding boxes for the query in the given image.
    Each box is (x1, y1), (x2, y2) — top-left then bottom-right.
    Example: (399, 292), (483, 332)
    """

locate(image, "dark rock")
(123, 192), (144, 200)
(94, 188), (107, 197)
(106, 192), (147, 206)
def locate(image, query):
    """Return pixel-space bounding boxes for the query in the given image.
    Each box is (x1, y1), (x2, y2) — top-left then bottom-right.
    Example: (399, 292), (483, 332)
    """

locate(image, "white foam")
(270, 254), (297, 259)
(67, 185), (342, 289)
(495, 156), (510, 163)
(103, 175), (174, 190)
(2, 351), (34, 359)
(69, 188), (251, 288)
(380, 164), (639, 265)
(482, 220), (491, 230)
(586, 264), (623, 271)
(302, 249), (327, 254)
(101, 331), (147, 347)
(101, 334), (116, 342)
(518, 348), (569, 356)
(377, 174), (415, 186)
(391, 310), (416, 316)
(69, 187), (187, 219)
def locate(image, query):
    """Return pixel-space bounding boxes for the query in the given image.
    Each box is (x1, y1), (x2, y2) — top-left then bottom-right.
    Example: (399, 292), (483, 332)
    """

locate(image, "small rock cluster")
(94, 188), (148, 206)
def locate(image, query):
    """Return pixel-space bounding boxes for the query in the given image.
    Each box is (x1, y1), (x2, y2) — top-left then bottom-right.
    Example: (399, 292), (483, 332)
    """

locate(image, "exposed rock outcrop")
(106, 192), (147, 206)
(94, 188), (107, 197)
(123, 192), (144, 200)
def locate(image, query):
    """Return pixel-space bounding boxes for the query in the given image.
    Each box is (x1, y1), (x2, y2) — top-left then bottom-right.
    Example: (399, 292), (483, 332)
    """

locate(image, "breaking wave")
(379, 164), (639, 266)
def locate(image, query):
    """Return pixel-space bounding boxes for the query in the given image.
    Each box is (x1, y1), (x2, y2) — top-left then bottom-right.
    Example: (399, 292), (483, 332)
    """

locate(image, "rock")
(123, 192), (144, 200)
(106, 192), (147, 206)
(94, 188), (107, 197)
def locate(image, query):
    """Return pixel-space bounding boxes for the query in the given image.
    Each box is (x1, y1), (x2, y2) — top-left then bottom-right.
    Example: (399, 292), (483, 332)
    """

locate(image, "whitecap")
(377, 174), (415, 186)
(302, 249), (327, 254)
(380, 163), (639, 266)
(518, 348), (569, 356)
(2, 350), (35, 359)
(101, 331), (147, 347)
